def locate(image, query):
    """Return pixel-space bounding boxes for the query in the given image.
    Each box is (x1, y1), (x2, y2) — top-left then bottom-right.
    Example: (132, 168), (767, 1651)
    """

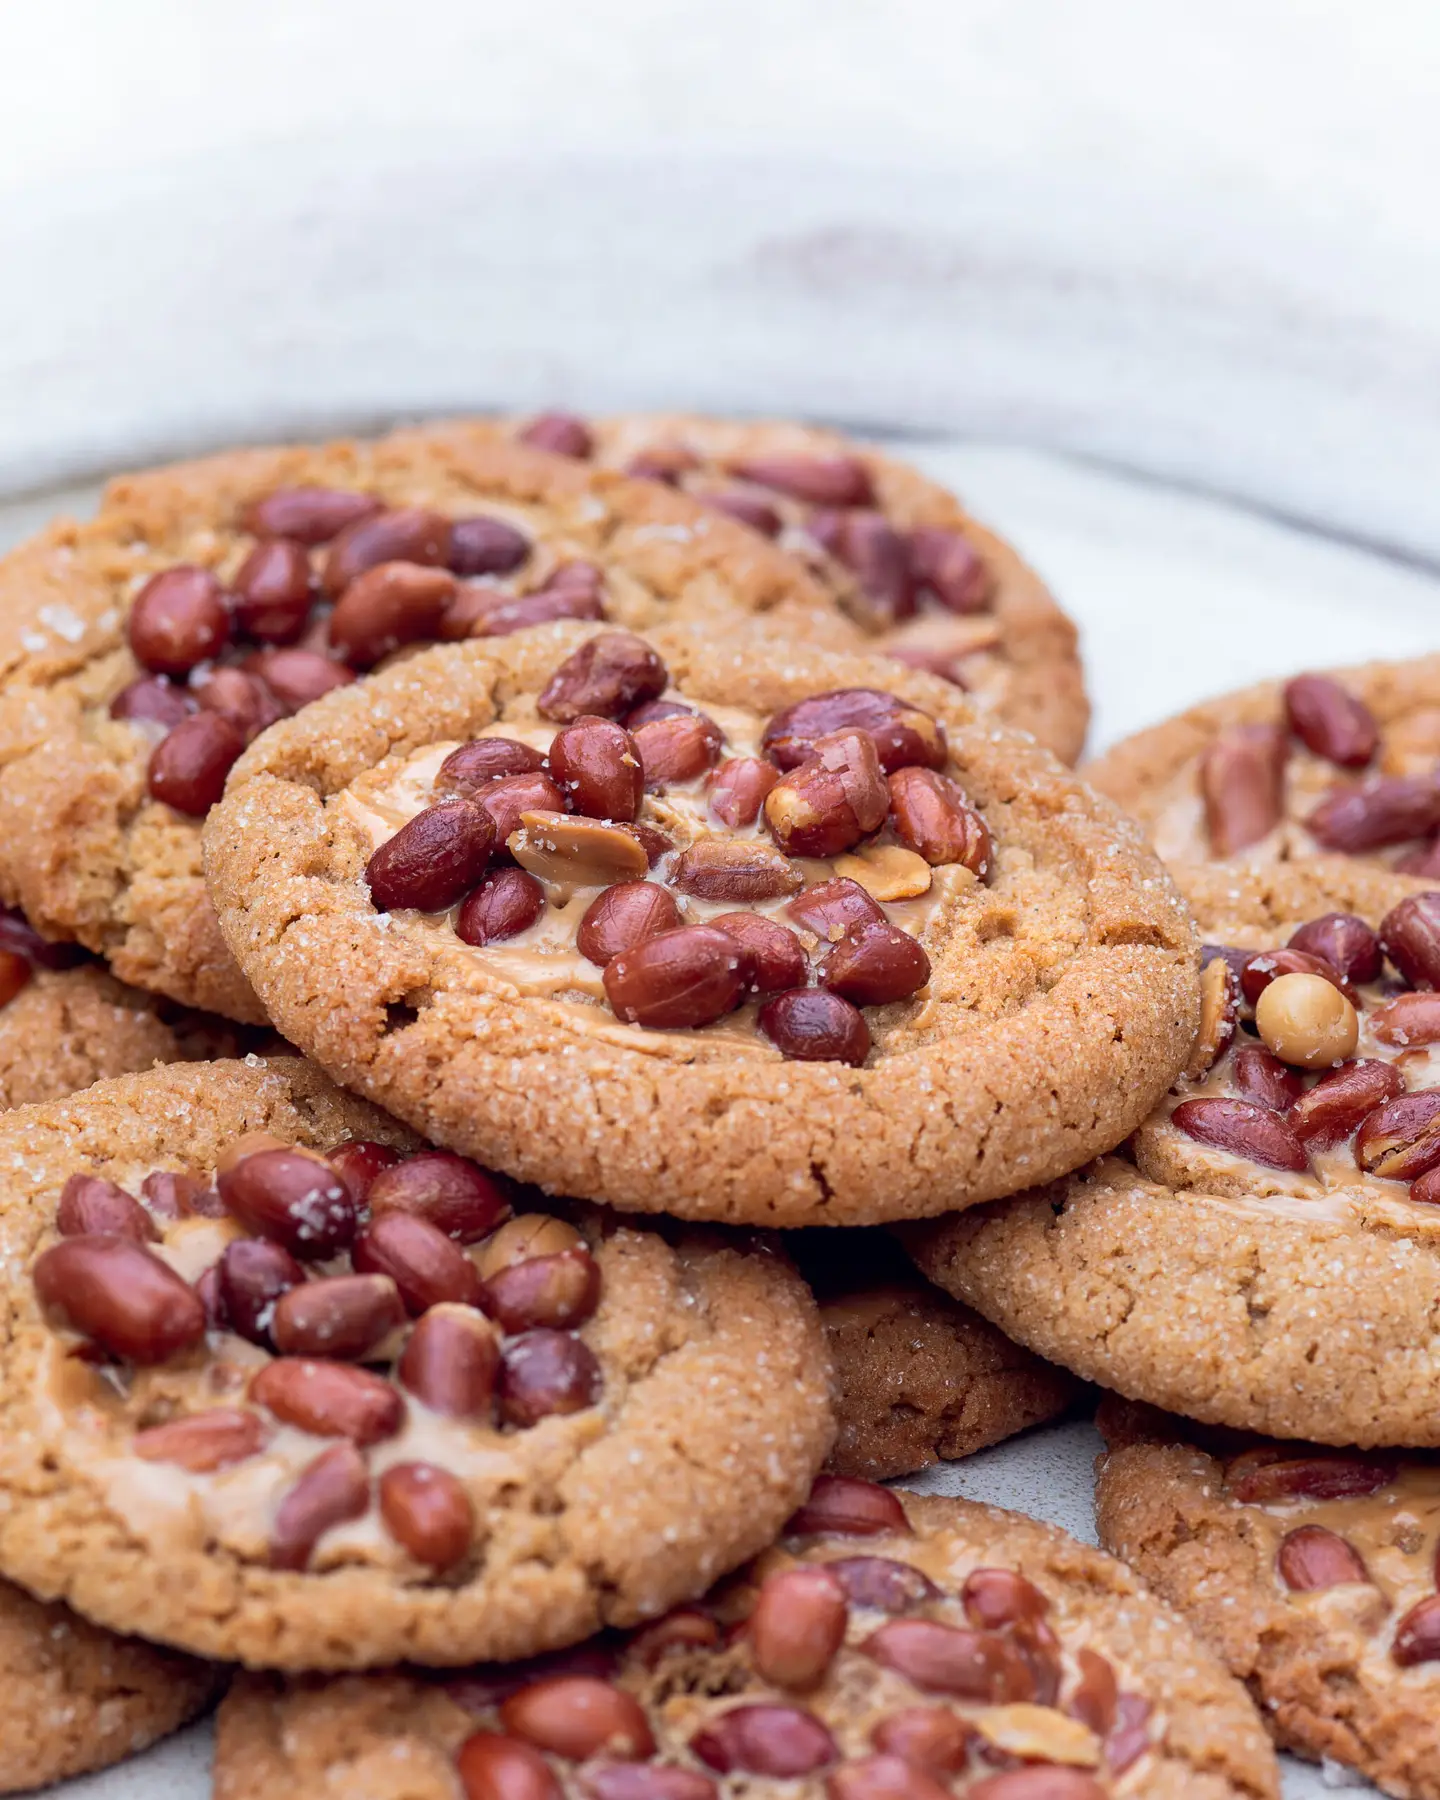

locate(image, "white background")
(3, 3), (1438, 1793)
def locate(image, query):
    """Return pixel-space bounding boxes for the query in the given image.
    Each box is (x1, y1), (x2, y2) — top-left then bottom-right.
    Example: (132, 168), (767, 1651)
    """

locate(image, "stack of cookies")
(0, 413), (1421, 1800)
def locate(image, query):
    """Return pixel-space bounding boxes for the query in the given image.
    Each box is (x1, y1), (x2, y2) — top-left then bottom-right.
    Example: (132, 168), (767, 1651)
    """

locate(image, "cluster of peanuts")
(412, 1474), (1152, 1800)
(1175, 892), (1440, 1192)
(366, 631), (991, 1063)
(1201, 672), (1440, 867)
(34, 1134), (601, 1571)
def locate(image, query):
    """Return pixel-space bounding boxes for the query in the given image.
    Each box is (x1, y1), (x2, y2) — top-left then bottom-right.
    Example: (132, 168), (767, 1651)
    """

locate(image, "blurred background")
(3, 7), (1436, 1792)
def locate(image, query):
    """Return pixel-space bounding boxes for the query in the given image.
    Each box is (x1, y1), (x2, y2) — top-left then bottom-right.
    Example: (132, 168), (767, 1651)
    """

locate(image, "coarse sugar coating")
(203, 620), (1196, 1225)
(0, 1057), (833, 1669)
(508, 409), (1090, 763)
(1096, 1396), (1440, 1800)
(793, 1229), (1077, 1481)
(909, 864), (1440, 1445)
(211, 1483), (1278, 1800)
(0, 421), (845, 1020)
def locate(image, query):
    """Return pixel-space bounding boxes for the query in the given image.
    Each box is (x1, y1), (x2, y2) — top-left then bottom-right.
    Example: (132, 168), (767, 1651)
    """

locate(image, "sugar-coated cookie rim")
(203, 620), (1195, 1226)
(212, 1487), (1280, 1800)
(0, 421), (846, 1022)
(910, 1152), (1440, 1448)
(0, 1058), (833, 1670)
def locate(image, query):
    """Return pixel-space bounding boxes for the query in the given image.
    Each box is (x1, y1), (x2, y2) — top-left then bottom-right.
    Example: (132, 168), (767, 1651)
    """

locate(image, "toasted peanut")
(502, 1676), (655, 1761)
(456, 1732), (563, 1800)
(887, 767), (991, 873)
(871, 1708), (972, 1773)
(366, 800), (496, 913)
(1227, 1451), (1394, 1503)
(250, 1358), (405, 1445)
(1354, 1091), (1440, 1180)
(1288, 1059), (1403, 1148)
(269, 1443), (370, 1571)
(352, 1213), (485, 1314)
(822, 922), (930, 1007)
(272, 1274), (404, 1359)
(483, 1249), (602, 1333)
(511, 811), (651, 889)
(833, 844), (932, 902)
(691, 1705), (837, 1777)
(1289, 912), (1382, 983)
(128, 567), (230, 675)
(603, 925), (747, 1029)
(1068, 1648), (1118, 1735)
(327, 561), (458, 667)
(243, 486), (379, 544)
(33, 1236), (205, 1364)
(1277, 1524), (1370, 1590)
(911, 525), (993, 613)
(322, 507), (452, 596)
(1380, 892), (1440, 989)
(133, 1408), (266, 1472)
(759, 990), (870, 1066)
(634, 712), (723, 787)
(813, 511), (914, 621)
(218, 1149), (357, 1258)
(1200, 724), (1288, 856)
(975, 1706), (1100, 1768)
(961, 1568), (1049, 1627)
(787, 878), (884, 941)
(787, 1475), (910, 1537)
(827, 1556), (939, 1612)
(765, 731), (888, 858)
(1254, 972), (1358, 1069)
(1309, 776), (1440, 852)
(729, 454), (873, 507)
(368, 1151), (511, 1242)
(749, 1566), (848, 1691)
(1232, 1045), (1304, 1110)
(398, 1305), (500, 1418)
(56, 1174), (158, 1243)
(474, 1214), (585, 1280)
(1187, 955), (1239, 1079)
(672, 838), (802, 902)
(1392, 1596), (1440, 1667)
(379, 1462), (475, 1568)
(577, 881), (682, 966)
(708, 913), (807, 996)
(827, 1756), (951, 1800)
(1372, 993), (1440, 1046)
(862, 1621), (1034, 1701)
(449, 515), (532, 576)
(762, 688), (946, 775)
(1284, 675), (1379, 768)
(437, 738), (548, 791)
(499, 1329), (603, 1426)
(538, 633), (666, 723)
(147, 712), (245, 815)
(1170, 1098), (1308, 1172)
(549, 716), (644, 821)
(1240, 946), (1352, 1006)
(709, 756), (781, 828)
(476, 773), (566, 843)
(217, 1238), (305, 1347)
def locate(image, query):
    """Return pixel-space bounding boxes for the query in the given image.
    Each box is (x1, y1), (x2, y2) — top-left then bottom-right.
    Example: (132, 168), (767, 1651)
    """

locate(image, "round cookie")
(1085, 656), (1440, 880)
(203, 619), (1196, 1226)
(0, 1058), (832, 1669)
(0, 422), (844, 1021)
(0, 902), (260, 1109)
(793, 1230), (1077, 1481)
(909, 876), (1440, 1445)
(212, 1477), (1279, 1800)
(1096, 1396), (1440, 1800)
(511, 410), (1090, 763)
(0, 1579), (219, 1793)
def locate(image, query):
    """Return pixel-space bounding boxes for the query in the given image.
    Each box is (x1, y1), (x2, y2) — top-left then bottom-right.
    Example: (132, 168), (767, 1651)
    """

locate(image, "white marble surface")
(4, 437), (1431, 1798)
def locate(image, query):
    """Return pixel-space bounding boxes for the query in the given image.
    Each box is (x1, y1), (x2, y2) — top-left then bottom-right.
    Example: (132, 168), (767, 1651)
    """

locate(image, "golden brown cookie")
(511, 410), (1090, 763)
(0, 900), (261, 1108)
(1085, 656), (1440, 881)
(212, 1477), (1278, 1800)
(1096, 1396), (1440, 1800)
(792, 1230), (1077, 1481)
(910, 874), (1440, 1444)
(203, 620), (1195, 1225)
(0, 423), (845, 1021)
(0, 1578), (219, 1794)
(0, 1057), (832, 1669)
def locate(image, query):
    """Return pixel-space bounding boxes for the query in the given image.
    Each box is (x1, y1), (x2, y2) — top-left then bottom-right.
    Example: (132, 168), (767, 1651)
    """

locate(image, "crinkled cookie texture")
(1085, 655), (1440, 878)
(0, 1578), (219, 1794)
(0, 960), (256, 1109)
(509, 410), (1090, 763)
(0, 422), (842, 1021)
(792, 1229), (1077, 1481)
(212, 1484), (1278, 1800)
(0, 1058), (832, 1668)
(1096, 1397), (1440, 1800)
(203, 620), (1196, 1225)
(909, 868), (1440, 1446)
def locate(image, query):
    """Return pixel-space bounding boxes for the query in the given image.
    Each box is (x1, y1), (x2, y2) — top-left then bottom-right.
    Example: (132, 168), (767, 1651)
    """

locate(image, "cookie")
(0, 902), (260, 1109)
(203, 620), (1196, 1225)
(212, 1476), (1278, 1800)
(1096, 1395), (1440, 1799)
(0, 1057), (832, 1668)
(0, 1578), (219, 1793)
(0, 422), (844, 1020)
(1085, 656), (1440, 879)
(792, 1230), (1077, 1481)
(511, 410), (1090, 763)
(910, 876), (1440, 1444)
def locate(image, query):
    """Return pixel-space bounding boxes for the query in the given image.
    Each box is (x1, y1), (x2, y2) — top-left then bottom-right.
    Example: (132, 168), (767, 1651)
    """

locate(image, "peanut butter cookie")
(203, 621), (1195, 1225)
(910, 874), (1440, 1445)
(213, 1476), (1278, 1800)
(0, 1057), (832, 1669)
(510, 410), (1090, 763)
(0, 1579), (219, 1793)
(793, 1231), (1077, 1481)
(1085, 657), (1440, 885)
(0, 423), (845, 1021)
(1096, 1396), (1440, 1800)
